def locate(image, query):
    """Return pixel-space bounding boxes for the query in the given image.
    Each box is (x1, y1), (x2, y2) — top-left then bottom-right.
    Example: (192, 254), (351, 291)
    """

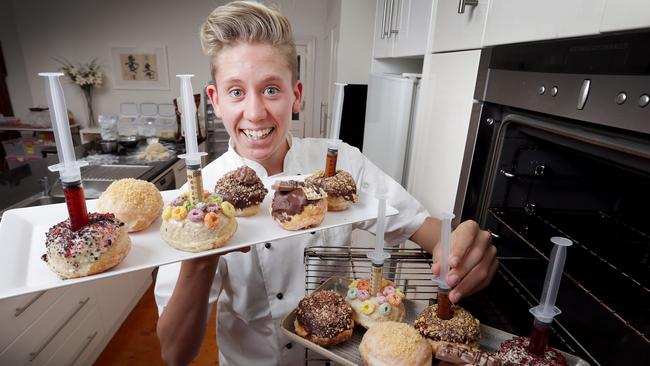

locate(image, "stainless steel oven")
(458, 31), (650, 365)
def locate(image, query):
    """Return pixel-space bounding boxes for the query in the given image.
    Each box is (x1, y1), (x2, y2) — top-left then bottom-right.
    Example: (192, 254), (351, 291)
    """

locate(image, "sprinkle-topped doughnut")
(414, 304), (481, 351)
(271, 180), (327, 225)
(214, 166), (267, 214)
(496, 336), (568, 366)
(42, 212), (130, 278)
(306, 169), (357, 202)
(295, 290), (354, 345)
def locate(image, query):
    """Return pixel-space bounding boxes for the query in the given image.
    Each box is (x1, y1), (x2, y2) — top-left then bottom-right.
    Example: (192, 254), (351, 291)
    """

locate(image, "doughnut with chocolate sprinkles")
(214, 166), (268, 217)
(414, 304), (481, 353)
(294, 290), (354, 346)
(496, 336), (568, 366)
(305, 169), (358, 211)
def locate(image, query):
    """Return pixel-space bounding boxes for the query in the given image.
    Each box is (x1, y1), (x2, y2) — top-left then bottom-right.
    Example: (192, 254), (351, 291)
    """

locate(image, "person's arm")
(410, 218), (498, 304)
(156, 255), (220, 366)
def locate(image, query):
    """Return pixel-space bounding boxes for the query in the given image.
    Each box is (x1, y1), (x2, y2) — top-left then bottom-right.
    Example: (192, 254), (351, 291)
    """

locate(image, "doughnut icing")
(42, 212), (131, 279)
(359, 321), (432, 366)
(496, 336), (568, 366)
(294, 290), (354, 346)
(345, 279), (406, 328)
(414, 304), (481, 352)
(271, 180), (327, 230)
(160, 192), (237, 252)
(305, 169), (358, 211)
(214, 166), (268, 217)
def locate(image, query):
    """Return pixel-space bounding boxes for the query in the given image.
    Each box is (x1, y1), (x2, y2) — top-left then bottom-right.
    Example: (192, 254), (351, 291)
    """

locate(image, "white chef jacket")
(154, 135), (429, 365)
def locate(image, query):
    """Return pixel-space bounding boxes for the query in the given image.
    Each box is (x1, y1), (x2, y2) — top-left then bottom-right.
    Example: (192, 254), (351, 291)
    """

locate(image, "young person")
(155, 2), (497, 365)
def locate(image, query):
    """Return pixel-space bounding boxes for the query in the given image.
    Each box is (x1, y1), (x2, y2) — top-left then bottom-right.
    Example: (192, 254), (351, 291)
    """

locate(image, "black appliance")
(337, 84), (368, 151)
(458, 31), (650, 365)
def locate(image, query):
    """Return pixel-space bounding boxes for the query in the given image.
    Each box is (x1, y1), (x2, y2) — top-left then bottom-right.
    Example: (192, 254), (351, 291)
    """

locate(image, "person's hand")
(431, 220), (497, 303)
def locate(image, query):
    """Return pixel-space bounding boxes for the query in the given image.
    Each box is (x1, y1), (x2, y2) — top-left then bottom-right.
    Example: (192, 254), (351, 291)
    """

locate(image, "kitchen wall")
(5, 0), (331, 131)
(0, 1), (32, 119)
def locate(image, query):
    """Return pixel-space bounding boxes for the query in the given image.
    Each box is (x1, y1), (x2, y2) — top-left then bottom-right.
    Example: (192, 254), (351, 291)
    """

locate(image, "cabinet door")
(392, 0), (434, 57)
(408, 50), (481, 216)
(432, 0), (490, 52)
(600, 0), (650, 32)
(483, 0), (606, 46)
(373, 0), (393, 58)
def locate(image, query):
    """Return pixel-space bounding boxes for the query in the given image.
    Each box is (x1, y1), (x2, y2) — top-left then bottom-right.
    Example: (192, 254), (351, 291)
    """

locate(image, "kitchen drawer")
(44, 305), (105, 366)
(0, 286), (69, 353)
(0, 283), (95, 365)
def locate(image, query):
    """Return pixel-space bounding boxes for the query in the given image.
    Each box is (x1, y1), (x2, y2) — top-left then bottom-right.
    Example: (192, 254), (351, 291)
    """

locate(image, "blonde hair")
(200, 1), (298, 83)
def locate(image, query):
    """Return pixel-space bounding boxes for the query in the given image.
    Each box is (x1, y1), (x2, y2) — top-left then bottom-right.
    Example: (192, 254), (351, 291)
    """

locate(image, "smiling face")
(206, 43), (302, 174)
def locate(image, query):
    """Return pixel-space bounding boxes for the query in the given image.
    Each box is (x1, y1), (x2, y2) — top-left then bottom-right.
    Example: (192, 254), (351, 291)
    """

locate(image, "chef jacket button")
(310, 231), (316, 235)
(264, 242), (271, 249)
(285, 343), (292, 349)
(276, 293), (283, 300)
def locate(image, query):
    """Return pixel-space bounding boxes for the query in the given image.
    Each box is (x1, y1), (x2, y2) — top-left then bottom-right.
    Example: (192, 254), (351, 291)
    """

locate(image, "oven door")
(460, 107), (650, 365)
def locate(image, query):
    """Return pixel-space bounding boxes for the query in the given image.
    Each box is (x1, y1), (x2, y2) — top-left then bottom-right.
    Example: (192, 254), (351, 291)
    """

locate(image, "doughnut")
(294, 290), (354, 346)
(214, 166), (268, 217)
(359, 321), (432, 366)
(305, 169), (358, 211)
(435, 343), (503, 366)
(414, 304), (481, 353)
(160, 192), (237, 252)
(41, 212), (131, 279)
(271, 180), (327, 230)
(496, 336), (568, 366)
(95, 178), (163, 232)
(345, 279), (406, 329)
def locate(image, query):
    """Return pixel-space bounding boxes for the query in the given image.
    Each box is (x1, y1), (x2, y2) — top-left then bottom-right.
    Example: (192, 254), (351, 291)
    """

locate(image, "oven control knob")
(537, 85), (546, 95)
(616, 92), (627, 105)
(550, 86), (558, 97)
(639, 94), (650, 108)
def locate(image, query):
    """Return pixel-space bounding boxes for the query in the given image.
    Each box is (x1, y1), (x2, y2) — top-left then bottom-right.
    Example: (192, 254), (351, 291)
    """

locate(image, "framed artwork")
(110, 44), (169, 90)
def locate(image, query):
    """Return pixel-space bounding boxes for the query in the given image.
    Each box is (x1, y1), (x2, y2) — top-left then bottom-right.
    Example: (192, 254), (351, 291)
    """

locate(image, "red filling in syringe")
(40, 73), (89, 231)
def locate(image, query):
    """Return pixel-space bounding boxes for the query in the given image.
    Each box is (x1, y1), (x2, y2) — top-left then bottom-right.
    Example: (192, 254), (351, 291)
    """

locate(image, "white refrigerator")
(362, 73), (420, 187)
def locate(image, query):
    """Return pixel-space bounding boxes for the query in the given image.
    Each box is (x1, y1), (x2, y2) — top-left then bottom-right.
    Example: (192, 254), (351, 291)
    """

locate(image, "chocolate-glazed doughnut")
(214, 166), (268, 217)
(305, 169), (357, 211)
(294, 290), (354, 346)
(496, 336), (568, 366)
(271, 180), (327, 230)
(414, 304), (481, 353)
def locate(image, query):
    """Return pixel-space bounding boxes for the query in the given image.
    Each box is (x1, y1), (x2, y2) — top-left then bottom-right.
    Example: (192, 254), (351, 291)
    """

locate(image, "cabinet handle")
(319, 102), (328, 137)
(29, 297), (90, 362)
(69, 331), (98, 366)
(381, 0), (389, 39)
(458, 0), (479, 14)
(14, 290), (46, 317)
(388, 0), (399, 37)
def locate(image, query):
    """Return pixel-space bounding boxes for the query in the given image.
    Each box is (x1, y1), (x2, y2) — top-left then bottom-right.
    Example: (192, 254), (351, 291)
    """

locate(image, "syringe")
(324, 83), (346, 177)
(432, 212), (455, 320)
(40, 73), (89, 231)
(528, 237), (573, 355)
(366, 195), (390, 295)
(176, 75), (207, 205)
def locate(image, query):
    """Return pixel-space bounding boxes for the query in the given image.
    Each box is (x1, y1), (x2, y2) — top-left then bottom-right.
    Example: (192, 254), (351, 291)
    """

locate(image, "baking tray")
(280, 277), (589, 366)
(0, 176), (396, 300)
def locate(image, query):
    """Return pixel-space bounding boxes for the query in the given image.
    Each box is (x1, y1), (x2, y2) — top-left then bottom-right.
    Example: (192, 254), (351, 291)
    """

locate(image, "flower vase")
(82, 86), (96, 128)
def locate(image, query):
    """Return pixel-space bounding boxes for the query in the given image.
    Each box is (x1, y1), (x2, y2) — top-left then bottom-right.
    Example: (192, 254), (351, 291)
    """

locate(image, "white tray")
(0, 177), (397, 300)
(281, 277), (589, 366)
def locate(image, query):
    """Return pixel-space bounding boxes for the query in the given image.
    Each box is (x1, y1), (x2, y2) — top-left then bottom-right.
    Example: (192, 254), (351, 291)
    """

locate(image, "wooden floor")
(94, 283), (218, 365)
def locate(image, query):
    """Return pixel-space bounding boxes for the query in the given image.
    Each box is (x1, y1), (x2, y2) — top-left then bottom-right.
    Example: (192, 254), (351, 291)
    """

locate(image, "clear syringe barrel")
(367, 196), (390, 294)
(40, 72), (86, 183)
(530, 237), (573, 323)
(328, 83), (346, 140)
(434, 212), (455, 290)
(176, 74), (205, 167)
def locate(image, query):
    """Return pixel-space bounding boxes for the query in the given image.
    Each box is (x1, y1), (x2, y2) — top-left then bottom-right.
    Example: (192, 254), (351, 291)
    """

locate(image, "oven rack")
(489, 207), (649, 342)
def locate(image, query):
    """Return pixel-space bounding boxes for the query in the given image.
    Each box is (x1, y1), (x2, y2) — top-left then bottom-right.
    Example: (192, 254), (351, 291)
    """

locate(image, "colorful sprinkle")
(195, 202), (207, 210)
(378, 302), (391, 315)
(396, 288), (405, 299)
(171, 206), (188, 220)
(356, 279), (370, 291)
(375, 294), (387, 304)
(387, 293), (402, 307)
(383, 286), (396, 296)
(162, 206), (172, 220)
(208, 195), (223, 204)
(348, 280), (358, 289)
(358, 289), (370, 301)
(347, 288), (358, 300)
(183, 200), (194, 211)
(206, 203), (220, 213)
(171, 196), (185, 206)
(220, 201), (236, 218)
(204, 212), (219, 228)
(360, 300), (375, 315)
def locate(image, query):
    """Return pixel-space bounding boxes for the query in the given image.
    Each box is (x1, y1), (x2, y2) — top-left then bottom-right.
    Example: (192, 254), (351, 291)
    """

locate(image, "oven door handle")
(499, 169), (516, 179)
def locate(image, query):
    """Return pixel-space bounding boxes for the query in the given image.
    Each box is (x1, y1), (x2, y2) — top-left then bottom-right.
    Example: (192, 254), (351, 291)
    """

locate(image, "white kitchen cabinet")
(373, 0), (433, 58)
(431, 0), (490, 52)
(44, 305), (105, 366)
(600, 0), (650, 32)
(483, 0), (606, 46)
(408, 50), (481, 217)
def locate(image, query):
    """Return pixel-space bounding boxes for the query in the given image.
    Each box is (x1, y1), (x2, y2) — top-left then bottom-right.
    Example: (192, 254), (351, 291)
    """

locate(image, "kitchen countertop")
(0, 140), (185, 212)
